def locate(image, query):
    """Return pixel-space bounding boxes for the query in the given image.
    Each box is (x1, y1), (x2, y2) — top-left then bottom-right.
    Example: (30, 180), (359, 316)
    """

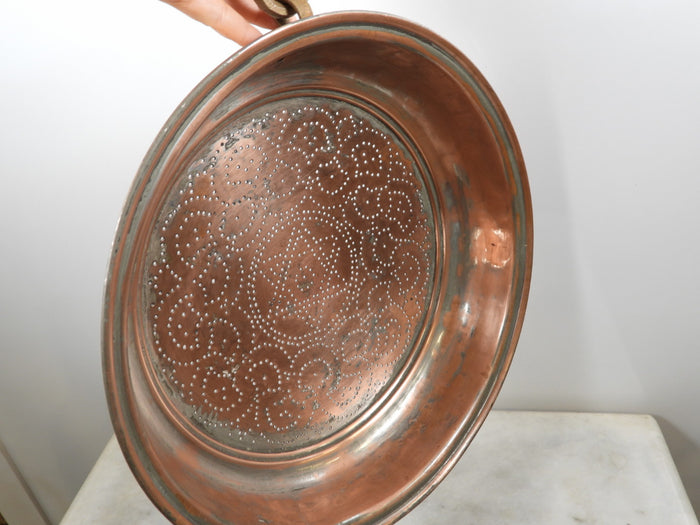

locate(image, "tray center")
(143, 97), (435, 453)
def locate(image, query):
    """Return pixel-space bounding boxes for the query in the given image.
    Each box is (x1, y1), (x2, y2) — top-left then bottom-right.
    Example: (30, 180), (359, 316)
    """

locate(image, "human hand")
(161, 0), (278, 46)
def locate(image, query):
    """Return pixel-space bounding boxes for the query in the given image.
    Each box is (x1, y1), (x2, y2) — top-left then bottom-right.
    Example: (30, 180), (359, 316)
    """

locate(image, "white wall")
(0, 0), (698, 522)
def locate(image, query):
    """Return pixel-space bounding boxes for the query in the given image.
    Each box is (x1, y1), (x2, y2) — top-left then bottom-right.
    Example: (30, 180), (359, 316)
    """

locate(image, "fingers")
(206, 1), (263, 45)
(162, 0), (275, 46)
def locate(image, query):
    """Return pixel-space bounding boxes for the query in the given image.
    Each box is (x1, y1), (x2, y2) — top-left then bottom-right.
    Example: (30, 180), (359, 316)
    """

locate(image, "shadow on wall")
(656, 417), (700, 516)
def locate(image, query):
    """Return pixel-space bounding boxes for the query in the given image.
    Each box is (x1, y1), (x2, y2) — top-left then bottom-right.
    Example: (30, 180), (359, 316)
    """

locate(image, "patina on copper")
(144, 98), (435, 454)
(104, 11), (532, 525)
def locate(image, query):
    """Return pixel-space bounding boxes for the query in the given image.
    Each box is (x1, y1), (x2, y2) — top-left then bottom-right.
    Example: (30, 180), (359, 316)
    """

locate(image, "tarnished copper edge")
(363, 31), (533, 525)
(103, 10), (533, 525)
(128, 87), (445, 465)
(103, 255), (193, 523)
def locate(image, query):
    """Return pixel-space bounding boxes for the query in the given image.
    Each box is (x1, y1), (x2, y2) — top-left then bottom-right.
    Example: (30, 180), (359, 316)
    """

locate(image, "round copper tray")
(103, 11), (532, 524)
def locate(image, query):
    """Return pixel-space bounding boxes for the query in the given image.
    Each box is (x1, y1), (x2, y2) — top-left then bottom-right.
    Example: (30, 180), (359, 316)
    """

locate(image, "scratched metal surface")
(103, 11), (532, 525)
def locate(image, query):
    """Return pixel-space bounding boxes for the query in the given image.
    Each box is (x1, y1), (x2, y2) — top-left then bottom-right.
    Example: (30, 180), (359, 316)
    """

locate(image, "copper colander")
(103, 10), (532, 525)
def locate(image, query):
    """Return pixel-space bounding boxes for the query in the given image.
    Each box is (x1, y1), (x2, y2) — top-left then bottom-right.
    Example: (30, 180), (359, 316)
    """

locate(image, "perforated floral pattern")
(145, 98), (434, 452)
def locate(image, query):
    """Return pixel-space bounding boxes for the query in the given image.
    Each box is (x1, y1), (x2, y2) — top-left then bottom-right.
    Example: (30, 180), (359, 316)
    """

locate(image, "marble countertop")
(61, 411), (698, 524)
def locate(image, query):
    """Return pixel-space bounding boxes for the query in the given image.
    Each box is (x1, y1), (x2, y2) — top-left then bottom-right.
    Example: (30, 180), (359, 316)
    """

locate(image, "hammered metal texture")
(104, 12), (533, 525)
(145, 98), (434, 452)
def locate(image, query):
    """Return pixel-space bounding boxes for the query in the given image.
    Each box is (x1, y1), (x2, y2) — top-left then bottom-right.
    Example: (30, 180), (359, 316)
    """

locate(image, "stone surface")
(402, 411), (698, 524)
(60, 411), (698, 524)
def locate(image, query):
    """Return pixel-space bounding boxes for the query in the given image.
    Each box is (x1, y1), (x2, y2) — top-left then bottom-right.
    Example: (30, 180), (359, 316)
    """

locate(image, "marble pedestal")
(61, 411), (698, 524)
